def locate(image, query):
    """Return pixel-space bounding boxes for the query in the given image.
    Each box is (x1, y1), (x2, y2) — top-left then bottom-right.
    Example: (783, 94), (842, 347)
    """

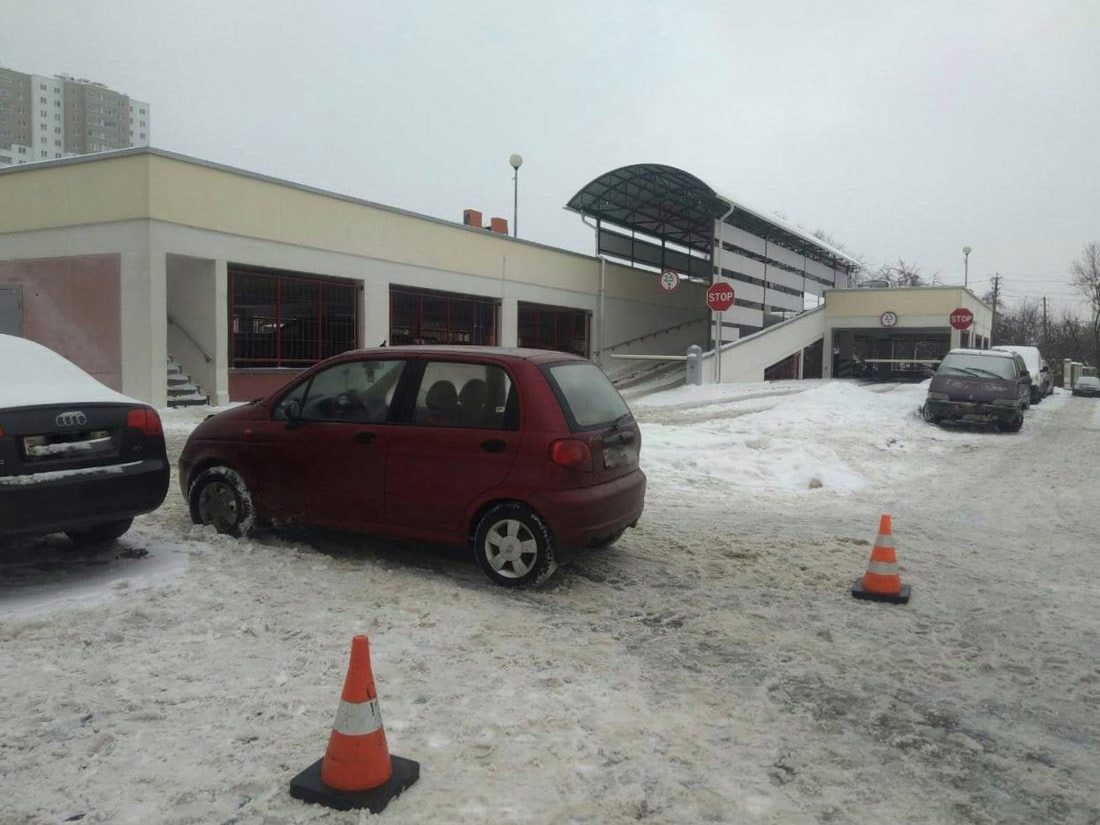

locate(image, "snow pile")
(0, 333), (136, 409)
(639, 381), (933, 496)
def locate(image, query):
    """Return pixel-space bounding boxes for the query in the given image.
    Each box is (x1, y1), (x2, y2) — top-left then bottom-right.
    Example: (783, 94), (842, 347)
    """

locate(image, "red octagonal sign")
(950, 307), (974, 330)
(706, 282), (735, 312)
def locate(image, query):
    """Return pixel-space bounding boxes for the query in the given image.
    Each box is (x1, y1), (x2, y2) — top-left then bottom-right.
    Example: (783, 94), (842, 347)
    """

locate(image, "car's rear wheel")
(66, 518), (133, 546)
(473, 503), (556, 588)
(188, 466), (254, 536)
(999, 413), (1024, 433)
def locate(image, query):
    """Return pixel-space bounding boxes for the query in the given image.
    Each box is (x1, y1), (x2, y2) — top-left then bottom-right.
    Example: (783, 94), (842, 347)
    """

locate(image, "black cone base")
(289, 754), (420, 812)
(851, 578), (911, 604)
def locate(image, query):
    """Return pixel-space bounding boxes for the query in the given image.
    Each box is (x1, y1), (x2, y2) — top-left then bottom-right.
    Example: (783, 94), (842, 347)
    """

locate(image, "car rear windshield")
(545, 362), (630, 430)
(938, 353), (1017, 380)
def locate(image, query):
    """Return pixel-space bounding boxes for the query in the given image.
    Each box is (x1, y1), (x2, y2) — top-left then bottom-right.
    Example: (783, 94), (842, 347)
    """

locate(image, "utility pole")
(1042, 295), (1049, 344)
(990, 274), (1001, 345)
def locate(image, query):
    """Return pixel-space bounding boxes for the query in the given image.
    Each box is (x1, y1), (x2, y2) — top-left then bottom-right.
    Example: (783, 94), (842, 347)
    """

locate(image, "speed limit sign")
(659, 269), (680, 292)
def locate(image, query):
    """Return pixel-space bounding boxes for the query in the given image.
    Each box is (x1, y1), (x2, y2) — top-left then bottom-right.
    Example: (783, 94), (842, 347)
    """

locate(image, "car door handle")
(481, 438), (507, 453)
(355, 431), (377, 444)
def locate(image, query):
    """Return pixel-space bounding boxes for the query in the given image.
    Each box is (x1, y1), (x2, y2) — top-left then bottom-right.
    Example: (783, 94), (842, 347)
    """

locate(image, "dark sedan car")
(0, 335), (169, 544)
(179, 346), (646, 587)
(1072, 376), (1100, 397)
(922, 348), (1032, 432)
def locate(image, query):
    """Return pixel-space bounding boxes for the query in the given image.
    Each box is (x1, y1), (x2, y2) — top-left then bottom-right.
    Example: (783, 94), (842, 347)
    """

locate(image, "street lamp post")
(509, 153), (523, 238)
(962, 245), (971, 288)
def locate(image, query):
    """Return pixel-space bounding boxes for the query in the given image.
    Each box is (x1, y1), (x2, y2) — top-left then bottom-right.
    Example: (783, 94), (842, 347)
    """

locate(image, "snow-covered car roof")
(0, 334), (139, 410)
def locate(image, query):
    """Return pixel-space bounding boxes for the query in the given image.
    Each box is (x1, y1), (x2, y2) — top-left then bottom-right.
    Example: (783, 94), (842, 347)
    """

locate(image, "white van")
(991, 345), (1047, 404)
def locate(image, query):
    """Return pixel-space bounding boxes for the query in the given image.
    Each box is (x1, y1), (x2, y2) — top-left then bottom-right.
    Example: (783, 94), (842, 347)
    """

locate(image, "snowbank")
(639, 381), (937, 495)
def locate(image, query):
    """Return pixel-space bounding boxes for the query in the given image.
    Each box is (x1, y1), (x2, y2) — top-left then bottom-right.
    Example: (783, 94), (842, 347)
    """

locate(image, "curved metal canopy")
(565, 163), (728, 253)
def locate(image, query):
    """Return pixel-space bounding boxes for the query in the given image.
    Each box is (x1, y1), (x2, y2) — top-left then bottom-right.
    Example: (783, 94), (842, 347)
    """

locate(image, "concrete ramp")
(718, 306), (825, 383)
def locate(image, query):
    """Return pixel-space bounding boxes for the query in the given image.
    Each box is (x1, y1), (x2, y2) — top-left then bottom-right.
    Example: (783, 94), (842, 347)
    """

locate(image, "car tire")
(920, 404), (942, 425)
(472, 503), (556, 588)
(66, 518), (133, 546)
(999, 413), (1024, 433)
(591, 528), (626, 549)
(188, 466), (254, 536)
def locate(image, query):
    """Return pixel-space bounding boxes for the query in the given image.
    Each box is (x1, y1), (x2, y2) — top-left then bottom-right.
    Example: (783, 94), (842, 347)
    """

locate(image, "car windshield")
(545, 361), (630, 429)
(1078, 377), (1100, 388)
(938, 353), (1017, 380)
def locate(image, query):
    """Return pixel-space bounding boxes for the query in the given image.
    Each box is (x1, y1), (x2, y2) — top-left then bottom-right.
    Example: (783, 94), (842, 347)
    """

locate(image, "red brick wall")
(0, 253), (122, 390)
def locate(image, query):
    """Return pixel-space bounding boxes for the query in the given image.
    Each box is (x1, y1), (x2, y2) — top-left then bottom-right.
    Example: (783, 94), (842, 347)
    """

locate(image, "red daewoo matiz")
(179, 347), (645, 587)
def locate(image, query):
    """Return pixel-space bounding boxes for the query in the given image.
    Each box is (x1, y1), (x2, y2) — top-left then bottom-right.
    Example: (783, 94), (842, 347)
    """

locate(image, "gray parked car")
(922, 348), (1032, 432)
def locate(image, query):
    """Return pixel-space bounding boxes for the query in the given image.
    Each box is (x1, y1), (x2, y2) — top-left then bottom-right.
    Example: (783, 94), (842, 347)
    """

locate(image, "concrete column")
(119, 247), (168, 407)
(822, 326), (833, 377)
(500, 295), (519, 348)
(212, 259), (229, 406)
(949, 327), (961, 349)
(362, 277), (389, 348)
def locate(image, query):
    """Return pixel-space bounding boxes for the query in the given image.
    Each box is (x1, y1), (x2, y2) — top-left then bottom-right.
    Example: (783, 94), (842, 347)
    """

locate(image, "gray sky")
(4, 0), (1097, 315)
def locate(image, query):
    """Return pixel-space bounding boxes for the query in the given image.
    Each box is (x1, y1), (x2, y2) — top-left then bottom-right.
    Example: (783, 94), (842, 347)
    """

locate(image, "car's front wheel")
(67, 518), (133, 546)
(188, 466), (254, 536)
(472, 503), (556, 588)
(920, 403), (942, 425)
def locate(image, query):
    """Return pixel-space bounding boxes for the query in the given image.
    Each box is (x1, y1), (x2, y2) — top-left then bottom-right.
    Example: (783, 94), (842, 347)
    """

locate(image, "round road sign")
(706, 283), (735, 312)
(950, 307), (974, 330)
(659, 269), (680, 292)
(880, 311), (899, 328)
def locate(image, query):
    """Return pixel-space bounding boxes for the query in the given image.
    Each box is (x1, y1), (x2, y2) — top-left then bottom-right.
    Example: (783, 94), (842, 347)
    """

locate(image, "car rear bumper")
(926, 399), (1020, 422)
(0, 458), (170, 538)
(531, 468), (647, 551)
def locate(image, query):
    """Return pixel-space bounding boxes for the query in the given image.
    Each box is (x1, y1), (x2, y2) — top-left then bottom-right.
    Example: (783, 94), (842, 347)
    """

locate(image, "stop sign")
(950, 307), (974, 330)
(706, 282), (735, 312)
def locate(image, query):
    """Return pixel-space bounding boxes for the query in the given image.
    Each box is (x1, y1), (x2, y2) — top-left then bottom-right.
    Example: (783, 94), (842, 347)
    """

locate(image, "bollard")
(685, 344), (703, 386)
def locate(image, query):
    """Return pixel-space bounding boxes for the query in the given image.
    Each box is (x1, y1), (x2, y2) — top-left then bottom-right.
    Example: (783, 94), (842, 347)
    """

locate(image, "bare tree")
(1070, 242), (1100, 365)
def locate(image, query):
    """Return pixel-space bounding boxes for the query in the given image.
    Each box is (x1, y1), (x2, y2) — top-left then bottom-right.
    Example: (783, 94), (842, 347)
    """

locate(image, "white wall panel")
(717, 249), (765, 280)
(767, 243), (805, 271)
(723, 225), (767, 256)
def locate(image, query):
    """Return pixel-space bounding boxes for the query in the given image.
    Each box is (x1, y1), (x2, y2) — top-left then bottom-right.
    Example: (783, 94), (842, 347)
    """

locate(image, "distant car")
(1039, 360), (1056, 396)
(922, 348), (1032, 432)
(991, 345), (1047, 404)
(179, 347), (646, 587)
(1072, 376), (1100, 398)
(0, 335), (170, 544)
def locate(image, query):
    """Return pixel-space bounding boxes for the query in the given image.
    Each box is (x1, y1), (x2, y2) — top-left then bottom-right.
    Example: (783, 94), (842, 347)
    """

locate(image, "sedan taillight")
(126, 407), (163, 437)
(549, 438), (592, 471)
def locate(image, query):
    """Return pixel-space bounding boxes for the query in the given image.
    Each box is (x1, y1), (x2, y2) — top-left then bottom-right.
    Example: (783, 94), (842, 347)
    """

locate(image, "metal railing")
(601, 315), (708, 355)
(167, 314), (213, 364)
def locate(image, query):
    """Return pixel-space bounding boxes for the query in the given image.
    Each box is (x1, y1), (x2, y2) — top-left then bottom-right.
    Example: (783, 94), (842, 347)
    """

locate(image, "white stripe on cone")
(866, 560), (899, 575)
(873, 535), (895, 549)
(332, 698), (384, 736)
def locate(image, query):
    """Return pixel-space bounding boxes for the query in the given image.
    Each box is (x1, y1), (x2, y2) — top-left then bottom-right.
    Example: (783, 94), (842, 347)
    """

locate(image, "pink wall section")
(0, 254), (123, 390)
(229, 370), (303, 402)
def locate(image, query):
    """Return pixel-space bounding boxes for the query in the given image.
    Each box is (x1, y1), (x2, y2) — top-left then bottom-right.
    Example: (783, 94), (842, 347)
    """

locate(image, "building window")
(517, 303), (590, 356)
(40, 150), (47, 157)
(40, 83), (47, 90)
(0, 155), (10, 164)
(389, 286), (499, 346)
(54, 100), (60, 107)
(229, 266), (359, 369)
(140, 108), (145, 114)
(54, 87), (60, 93)
(139, 133), (145, 139)
(40, 97), (47, 104)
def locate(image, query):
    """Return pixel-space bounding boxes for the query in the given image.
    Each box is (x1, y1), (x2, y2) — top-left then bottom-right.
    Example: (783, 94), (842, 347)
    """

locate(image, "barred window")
(230, 266), (358, 368)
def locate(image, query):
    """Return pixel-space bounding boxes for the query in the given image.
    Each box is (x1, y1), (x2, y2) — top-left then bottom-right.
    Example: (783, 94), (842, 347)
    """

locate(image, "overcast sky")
(3, 0), (1097, 315)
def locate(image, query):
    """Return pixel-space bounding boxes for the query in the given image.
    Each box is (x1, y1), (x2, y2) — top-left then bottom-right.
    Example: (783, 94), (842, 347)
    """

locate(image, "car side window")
(413, 361), (516, 429)
(296, 359), (407, 423)
(272, 381), (308, 420)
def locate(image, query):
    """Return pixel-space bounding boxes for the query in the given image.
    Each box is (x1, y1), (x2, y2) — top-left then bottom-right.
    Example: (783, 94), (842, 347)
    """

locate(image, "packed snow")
(1, 379), (1097, 824)
(0, 333), (138, 408)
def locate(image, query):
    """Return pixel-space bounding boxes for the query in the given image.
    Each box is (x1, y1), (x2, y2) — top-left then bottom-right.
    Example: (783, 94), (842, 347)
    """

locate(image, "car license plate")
(603, 443), (637, 470)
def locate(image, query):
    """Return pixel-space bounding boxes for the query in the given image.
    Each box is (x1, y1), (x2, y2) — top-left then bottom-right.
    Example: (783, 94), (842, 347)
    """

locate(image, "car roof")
(946, 348), (1016, 359)
(340, 345), (588, 365)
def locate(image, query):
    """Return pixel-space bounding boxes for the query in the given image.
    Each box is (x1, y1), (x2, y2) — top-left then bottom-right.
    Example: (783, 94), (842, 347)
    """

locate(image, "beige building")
(0, 148), (708, 407)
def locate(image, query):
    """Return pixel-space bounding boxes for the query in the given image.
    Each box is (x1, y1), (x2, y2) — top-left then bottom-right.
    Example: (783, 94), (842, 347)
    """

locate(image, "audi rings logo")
(55, 411), (88, 427)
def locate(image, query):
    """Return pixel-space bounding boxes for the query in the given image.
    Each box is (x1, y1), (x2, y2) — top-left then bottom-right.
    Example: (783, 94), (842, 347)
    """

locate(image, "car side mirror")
(284, 398), (303, 424)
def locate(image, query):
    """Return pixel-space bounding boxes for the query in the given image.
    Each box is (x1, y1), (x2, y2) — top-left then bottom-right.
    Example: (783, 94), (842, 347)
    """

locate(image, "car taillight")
(0, 424), (4, 438)
(126, 407), (163, 437)
(549, 438), (592, 471)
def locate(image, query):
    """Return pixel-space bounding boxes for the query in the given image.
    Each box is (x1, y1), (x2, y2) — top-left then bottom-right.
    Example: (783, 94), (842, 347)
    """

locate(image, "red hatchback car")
(179, 347), (645, 587)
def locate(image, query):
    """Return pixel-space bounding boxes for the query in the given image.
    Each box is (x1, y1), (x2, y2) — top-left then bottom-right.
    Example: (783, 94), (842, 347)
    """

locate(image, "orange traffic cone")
(851, 514), (911, 604)
(289, 635), (419, 812)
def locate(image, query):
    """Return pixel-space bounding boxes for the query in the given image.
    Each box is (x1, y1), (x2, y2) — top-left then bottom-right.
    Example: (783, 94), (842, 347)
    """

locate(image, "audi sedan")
(179, 347), (646, 587)
(0, 334), (170, 544)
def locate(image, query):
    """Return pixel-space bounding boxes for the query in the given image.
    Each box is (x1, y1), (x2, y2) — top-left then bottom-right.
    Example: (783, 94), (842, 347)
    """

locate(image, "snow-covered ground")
(2, 383), (1098, 824)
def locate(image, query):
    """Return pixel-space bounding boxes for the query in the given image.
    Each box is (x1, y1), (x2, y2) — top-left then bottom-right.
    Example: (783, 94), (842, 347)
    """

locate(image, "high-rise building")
(0, 66), (149, 167)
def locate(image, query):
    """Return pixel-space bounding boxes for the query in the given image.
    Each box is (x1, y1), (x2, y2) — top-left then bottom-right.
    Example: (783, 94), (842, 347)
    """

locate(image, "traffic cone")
(289, 635), (419, 812)
(851, 514), (911, 604)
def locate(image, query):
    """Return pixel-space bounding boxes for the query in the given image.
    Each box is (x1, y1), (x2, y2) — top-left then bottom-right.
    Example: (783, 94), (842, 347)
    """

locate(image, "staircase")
(167, 357), (209, 408)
